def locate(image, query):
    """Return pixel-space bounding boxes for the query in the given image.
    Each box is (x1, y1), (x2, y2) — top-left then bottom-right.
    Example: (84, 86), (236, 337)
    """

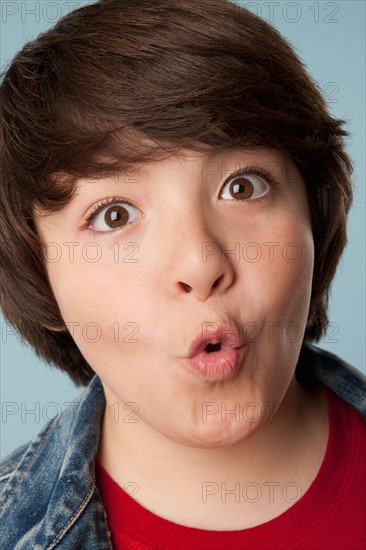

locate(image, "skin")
(34, 146), (328, 530)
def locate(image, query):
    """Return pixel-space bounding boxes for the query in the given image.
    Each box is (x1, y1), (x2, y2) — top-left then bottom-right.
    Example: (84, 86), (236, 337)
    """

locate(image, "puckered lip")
(186, 322), (246, 359)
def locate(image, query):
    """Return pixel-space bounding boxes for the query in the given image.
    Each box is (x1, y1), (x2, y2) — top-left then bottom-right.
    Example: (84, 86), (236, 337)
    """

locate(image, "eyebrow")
(74, 164), (144, 189)
(74, 148), (284, 192)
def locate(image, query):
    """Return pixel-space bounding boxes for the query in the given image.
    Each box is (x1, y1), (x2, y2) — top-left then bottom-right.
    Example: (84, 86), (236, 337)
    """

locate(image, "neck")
(96, 376), (328, 530)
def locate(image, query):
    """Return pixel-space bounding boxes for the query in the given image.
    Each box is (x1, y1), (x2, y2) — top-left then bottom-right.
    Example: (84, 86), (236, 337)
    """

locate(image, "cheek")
(47, 244), (137, 316)
(225, 189), (314, 354)
(46, 253), (146, 362)
(251, 218), (314, 346)
(34, 228), (143, 397)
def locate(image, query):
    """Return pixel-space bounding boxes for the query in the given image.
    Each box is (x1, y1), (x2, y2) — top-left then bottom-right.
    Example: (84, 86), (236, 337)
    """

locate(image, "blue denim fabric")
(296, 343), (366, 419)
(1, 343), (365, 549)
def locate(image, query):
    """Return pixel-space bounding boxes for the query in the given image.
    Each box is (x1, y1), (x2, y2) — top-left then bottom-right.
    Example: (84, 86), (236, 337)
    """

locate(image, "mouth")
(187, 323), (245, 359)
(184, 322), (247, 382)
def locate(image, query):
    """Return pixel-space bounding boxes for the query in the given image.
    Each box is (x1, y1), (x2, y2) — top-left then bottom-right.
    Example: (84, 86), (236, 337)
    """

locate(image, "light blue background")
(1, 0), (365, 457)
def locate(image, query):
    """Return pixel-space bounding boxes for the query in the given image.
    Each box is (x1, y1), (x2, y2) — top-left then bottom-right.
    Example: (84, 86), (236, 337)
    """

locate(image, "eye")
(219, 169), (273, 203)
(83, 197), (140, 234)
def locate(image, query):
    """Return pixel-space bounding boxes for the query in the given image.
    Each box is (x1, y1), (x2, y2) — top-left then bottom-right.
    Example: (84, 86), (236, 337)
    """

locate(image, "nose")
(165, 212), (235, 302)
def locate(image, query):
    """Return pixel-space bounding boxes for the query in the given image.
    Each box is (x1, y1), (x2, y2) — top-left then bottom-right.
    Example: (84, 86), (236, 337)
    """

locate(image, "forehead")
(74, 146), (300, 189)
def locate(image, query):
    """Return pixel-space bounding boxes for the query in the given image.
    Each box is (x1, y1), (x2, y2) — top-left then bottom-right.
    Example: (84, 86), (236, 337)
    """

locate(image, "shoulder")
(0, 409), (60, 477)
(0, 376), (105, 548)
(0, 440), (31, 485)
(0, 385), (86, 497)
(296, 343), (366, 420)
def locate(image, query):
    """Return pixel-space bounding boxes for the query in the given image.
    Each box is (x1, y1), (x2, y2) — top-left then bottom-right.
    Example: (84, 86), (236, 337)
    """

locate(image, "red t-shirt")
(95, 386), (366, 549)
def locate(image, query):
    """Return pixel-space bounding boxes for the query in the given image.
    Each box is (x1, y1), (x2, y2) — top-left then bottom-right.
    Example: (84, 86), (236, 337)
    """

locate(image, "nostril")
(212, 275), (223, 288)
(181, 283), (192, 293)
(205, 342), (221, 353)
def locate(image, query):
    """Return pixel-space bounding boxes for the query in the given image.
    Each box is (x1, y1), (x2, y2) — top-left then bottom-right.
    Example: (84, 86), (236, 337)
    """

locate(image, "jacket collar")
(1, 374), (112, 548)
(296, 343), (366, 420)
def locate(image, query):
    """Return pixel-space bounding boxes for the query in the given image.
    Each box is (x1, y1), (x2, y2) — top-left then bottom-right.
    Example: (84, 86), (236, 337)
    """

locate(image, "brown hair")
(0, 0), (353, 386)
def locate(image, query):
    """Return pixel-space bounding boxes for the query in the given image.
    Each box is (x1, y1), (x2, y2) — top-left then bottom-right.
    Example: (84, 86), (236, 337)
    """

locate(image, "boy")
(0, 0), (365, 548)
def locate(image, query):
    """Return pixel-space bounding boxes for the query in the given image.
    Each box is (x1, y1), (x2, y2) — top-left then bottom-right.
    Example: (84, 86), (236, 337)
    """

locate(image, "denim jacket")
(1, 343), (365, 550)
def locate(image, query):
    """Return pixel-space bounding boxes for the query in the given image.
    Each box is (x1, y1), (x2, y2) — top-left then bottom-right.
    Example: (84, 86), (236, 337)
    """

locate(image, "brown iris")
(104, 205), (129, 229)
(229, 177), (254, 200)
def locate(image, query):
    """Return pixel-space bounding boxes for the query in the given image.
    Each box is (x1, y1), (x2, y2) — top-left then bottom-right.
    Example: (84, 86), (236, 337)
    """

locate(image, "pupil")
(231, 178), (253, 199)
(105, 206), (129, 228)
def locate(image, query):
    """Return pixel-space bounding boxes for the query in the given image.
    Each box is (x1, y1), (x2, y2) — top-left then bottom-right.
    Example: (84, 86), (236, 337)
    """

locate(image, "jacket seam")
(0, 415), (59, 510)
(46, 484), (97, 550)
(0, 473), (13, 482)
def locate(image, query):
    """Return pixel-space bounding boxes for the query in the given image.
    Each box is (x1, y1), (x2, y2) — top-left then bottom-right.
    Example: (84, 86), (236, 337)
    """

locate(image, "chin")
(178, 420), (262, 449)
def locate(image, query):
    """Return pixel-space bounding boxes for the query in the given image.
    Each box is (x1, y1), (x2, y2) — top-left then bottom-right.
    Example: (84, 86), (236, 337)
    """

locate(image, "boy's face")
(35, 146), (314, 448)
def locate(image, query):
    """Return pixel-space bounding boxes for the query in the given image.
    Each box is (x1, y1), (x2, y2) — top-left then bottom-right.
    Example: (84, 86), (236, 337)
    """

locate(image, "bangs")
(1, 0), (342, 215)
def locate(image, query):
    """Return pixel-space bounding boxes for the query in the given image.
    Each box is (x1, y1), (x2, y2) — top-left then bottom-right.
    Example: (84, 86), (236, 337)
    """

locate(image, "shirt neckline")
(95, 384), (357, 548)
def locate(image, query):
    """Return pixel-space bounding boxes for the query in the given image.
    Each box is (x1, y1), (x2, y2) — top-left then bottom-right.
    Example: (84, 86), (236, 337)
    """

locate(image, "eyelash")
(81, 196), (136, 238)
(80, 165), (281, 238)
